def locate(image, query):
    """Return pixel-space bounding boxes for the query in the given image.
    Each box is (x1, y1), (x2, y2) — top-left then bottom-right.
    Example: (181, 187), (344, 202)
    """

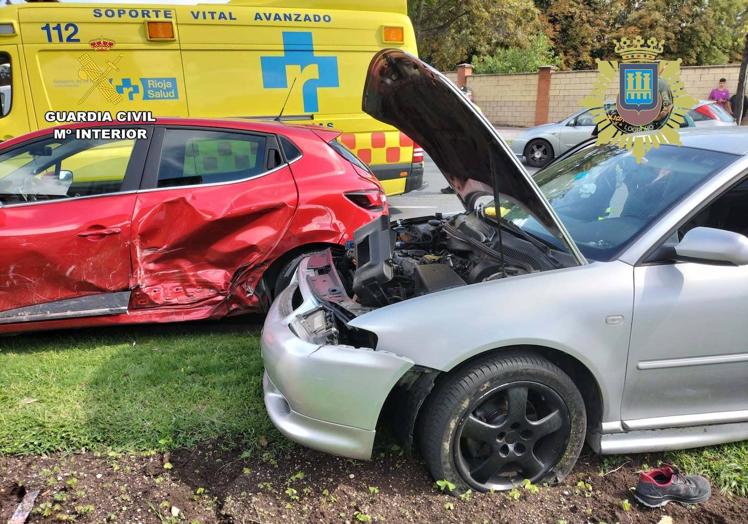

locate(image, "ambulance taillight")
(412, 145), (425, 164)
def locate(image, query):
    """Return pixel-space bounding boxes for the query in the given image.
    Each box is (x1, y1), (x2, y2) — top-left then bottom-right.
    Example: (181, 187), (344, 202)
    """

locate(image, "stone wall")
(679, 65), (743, 102)
(451, 64), (743, 127)
(546, 70), (614, 123)
(468, 73), (538, 127)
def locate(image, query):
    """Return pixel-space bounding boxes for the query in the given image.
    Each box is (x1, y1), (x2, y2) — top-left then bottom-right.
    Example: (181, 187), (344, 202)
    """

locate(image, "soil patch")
(1, 445), (745, 523)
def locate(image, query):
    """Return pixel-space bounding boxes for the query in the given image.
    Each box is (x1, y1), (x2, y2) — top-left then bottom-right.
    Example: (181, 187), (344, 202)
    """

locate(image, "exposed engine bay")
(285, 46), (585, 347)
(303, 208), (575, 323)
(348, 212), (573, 308)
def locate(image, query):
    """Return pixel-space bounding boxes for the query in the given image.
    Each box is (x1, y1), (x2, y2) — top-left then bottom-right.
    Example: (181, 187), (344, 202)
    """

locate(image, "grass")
(668, 444), (748, 497)
(0, 321), (275, 455)
(1, 322), (747, 496)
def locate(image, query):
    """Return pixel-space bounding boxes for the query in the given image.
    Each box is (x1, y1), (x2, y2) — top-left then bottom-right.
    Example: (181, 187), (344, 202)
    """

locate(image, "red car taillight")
(695, 104), (718, 120)
(345, 189), (387, 211)
(412, 145), (425, 164)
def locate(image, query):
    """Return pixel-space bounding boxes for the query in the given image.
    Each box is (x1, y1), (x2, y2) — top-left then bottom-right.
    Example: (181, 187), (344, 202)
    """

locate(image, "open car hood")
(362, 49), (585, 263)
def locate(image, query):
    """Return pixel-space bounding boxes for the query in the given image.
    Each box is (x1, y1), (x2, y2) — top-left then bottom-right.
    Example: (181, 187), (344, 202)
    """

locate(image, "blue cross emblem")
(111, 78), (140, 101)
(260, 32), (339, 113)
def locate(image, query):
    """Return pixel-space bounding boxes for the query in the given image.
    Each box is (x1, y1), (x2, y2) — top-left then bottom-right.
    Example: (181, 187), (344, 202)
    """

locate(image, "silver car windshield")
(502, 145), (738, 261)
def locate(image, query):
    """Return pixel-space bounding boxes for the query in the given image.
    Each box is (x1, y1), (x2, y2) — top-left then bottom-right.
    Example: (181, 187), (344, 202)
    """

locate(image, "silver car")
(511, 100), (732, 168)
(261, 50), (748, 493)
(510, 108), (598, 168)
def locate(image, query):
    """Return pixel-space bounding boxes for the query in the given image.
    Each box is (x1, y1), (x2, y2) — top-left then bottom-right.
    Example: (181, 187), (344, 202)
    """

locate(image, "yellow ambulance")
(0, 0), (424, 195)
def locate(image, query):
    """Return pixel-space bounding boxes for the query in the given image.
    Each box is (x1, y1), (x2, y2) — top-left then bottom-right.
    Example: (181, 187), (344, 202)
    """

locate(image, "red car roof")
(0, 117), (340, 151)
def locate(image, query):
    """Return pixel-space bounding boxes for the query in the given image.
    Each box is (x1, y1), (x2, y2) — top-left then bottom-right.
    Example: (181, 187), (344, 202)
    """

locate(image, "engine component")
(414, 264), (466, 294)
(346, 209), (564, 307)
(352, 215), (395, 307)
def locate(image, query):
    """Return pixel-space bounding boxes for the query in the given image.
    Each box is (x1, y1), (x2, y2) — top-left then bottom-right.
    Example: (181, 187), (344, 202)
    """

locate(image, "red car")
(0, 118), (386, 334)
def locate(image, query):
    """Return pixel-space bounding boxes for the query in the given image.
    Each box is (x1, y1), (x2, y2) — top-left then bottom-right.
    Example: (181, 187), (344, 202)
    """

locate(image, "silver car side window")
(678, 176), (748, 239)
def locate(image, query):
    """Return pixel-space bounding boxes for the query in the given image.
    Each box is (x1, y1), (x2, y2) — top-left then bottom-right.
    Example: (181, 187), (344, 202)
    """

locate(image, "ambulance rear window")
(0, 53), (11, 118)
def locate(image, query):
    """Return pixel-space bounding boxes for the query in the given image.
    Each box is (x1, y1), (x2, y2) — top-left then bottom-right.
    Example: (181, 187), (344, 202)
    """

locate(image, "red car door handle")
(78, 227), (122, 238)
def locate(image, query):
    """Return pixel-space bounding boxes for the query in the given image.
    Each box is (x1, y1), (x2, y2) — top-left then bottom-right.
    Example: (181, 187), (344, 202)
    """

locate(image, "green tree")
(537, 0), (747, 68)
(612, 0), (745, 65)
(409, 0), (544, 70)
(536, 0), (625, 69)
(472, 34), (560, 73)
(714, 0), (748, 63)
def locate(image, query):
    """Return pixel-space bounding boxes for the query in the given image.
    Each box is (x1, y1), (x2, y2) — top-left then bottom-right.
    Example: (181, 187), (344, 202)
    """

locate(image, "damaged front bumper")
(260, 254), (414, 460)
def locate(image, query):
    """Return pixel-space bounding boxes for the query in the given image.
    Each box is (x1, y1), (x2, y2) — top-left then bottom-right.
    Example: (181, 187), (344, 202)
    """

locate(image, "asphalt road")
(389, 155), (539, 220)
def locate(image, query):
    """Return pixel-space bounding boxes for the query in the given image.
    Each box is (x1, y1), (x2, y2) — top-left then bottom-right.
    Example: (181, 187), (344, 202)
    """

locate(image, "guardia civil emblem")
(582, 36), (698, 162)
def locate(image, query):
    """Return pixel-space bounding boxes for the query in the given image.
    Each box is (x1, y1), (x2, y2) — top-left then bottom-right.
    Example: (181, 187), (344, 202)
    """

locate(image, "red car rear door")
(130, 126), (298, 311)
(0, 128), (150, 323)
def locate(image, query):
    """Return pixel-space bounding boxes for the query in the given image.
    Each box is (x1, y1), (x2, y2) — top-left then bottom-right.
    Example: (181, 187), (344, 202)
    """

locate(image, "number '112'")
(41, 23), (80, 43)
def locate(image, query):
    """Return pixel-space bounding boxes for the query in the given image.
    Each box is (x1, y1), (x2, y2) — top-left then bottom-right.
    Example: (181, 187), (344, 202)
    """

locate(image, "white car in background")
(511, 100), (735, 168)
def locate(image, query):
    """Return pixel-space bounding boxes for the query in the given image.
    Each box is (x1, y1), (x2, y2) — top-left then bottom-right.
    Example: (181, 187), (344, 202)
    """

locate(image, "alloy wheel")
(529, 142), (549, 163)
(453, 381), (570, 491)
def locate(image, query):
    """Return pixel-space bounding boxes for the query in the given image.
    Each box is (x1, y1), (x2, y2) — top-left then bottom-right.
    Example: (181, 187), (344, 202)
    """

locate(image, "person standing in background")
(709, 78), (732, 114)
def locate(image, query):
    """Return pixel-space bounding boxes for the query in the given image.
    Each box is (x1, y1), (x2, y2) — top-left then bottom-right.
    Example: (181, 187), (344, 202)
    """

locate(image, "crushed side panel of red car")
(0, 121), (387, 334)
(128, 165), (299, 317)
(0, 195), (136, 312)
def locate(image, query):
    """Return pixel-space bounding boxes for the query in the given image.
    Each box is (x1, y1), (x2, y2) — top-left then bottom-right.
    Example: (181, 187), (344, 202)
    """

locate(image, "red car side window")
(156, 129), (268, 188)
(0, 136), (136, 205)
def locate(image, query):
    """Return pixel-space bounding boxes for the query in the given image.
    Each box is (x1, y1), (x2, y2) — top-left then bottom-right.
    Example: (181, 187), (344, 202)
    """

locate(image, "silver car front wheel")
(524, 139), (554, 168)
(418, 352), (586, 493)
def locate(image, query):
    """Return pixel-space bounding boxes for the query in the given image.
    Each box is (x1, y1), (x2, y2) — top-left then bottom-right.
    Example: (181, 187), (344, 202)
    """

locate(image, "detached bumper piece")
(261, 256), (414, 460)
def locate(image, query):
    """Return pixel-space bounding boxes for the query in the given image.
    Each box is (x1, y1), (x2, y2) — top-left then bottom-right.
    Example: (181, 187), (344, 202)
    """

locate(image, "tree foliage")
(540, 0), (623, 69)
(410, 0), (748, 71)
(408, 0), (544, 70)
(611, 0), (748, 65)
(472, 34), (560, 74)
(537, 0), (748, 69)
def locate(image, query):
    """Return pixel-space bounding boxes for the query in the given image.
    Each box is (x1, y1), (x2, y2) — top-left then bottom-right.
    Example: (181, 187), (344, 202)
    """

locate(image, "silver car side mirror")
(58, 170), (73, 183)
(675, 226), (748, 266)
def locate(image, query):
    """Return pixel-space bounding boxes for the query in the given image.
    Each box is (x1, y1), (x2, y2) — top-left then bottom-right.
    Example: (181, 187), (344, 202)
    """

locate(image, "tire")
(524, 139), (554, 168)
(418, 352), (586, 493)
